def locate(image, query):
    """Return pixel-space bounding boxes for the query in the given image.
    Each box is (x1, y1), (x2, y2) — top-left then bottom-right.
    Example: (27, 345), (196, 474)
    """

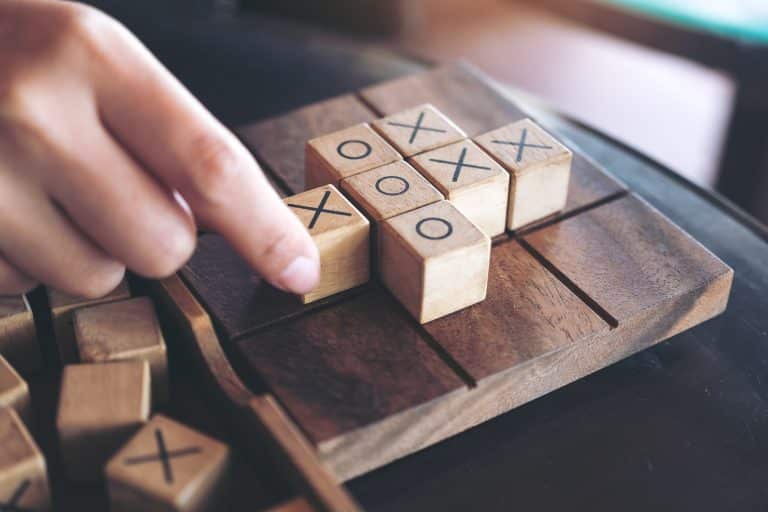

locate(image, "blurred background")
(86, 0), (768, 223)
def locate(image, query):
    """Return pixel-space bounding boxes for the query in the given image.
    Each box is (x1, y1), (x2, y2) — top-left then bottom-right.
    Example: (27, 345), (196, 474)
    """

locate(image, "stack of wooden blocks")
(289, 104), (572, 322)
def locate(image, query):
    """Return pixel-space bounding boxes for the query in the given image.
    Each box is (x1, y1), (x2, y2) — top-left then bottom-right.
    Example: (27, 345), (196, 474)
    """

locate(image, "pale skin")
(0, 0), (321, 297)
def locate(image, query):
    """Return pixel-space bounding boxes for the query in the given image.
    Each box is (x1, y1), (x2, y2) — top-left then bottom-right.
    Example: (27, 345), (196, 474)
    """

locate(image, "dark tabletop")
(70, 9), (768, 511)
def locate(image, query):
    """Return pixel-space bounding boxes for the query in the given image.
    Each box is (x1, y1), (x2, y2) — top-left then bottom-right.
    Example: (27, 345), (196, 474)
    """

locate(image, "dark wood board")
(165, 64), (733, 483)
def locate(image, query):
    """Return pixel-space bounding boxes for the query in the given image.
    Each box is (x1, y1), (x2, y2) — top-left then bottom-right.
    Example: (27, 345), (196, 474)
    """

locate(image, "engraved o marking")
(375, 175), (410, 196)
(337, 139), (372, 160)
(416, 217), (453, 240)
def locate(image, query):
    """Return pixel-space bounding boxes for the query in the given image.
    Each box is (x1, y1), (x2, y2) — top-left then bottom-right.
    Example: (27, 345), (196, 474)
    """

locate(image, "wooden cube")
(340, 160), (444, 222)
(74, 297), (168, 404)
(0, 408), (50, 511)
(0, 296), (39, 375)
(410, 140), (509, 237)
(0, 355), (30, 427)
(372, 103), (465, 157)
(48, 279), (131, 365)
(379, 200), (491, 323)
(285, 185), (370, 303)
(106, 414), (230, 512)
(305, 123), (401, 188)
(56, 361), (150, 482)
(474, 118), (572, 230)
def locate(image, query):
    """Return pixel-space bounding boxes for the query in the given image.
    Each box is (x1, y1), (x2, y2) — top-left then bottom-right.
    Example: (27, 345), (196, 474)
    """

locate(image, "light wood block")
(106, 414), (230, 512)
(285, 185), (370, 304)
(74, 297), (168, 404)
(475, 118), (572, 230)
(48, 279), (132, 365)
(0, 296), (39, 375)
(0, 408), (50, 511)
(410, 140), (509, 237)
(0, 355), (30, 427)
(340, 160), (444, 222)
(305, 123), (401, 189)
(379, 200), (491, 323)
(56, 361), (150, 482)
(371, 103), (465, 157)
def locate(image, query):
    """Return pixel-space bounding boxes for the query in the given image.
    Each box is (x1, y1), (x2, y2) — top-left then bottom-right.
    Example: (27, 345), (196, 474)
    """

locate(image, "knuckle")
(185, 133), (245, 207)
(59, 3), (115, 44)
(142, 226), (196, 278)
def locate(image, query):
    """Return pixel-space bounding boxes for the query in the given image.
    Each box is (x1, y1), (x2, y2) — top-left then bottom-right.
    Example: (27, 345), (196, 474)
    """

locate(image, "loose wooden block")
(48, 279), (132, 365)
(285, 185), (371, 304)
(340, 160), (444, 222)
(106, 414), (230, 512)
(0, 355), (30, 427)
(0, 296), (39, 375)
(305, 123), (401, 189)
(371, 103), (465, 157)
(56, 361), (150, 482)
(475, 118), (573, 230)
(0, 409), (50, 511)
(379, 200), (491, 323)
(410, 140), (509, 237)
(74, 297), (168, 404)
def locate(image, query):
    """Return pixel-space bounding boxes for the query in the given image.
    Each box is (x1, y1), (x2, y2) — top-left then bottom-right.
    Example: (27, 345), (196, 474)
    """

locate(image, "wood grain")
(0, 408), (50, 510)
(106, 414), (230, 512)
(56, 361), (150, 482)
(0, 296), (38, 375)
(410, 139), (509, 237)
(359, 62), (626, 218)
(234, 289), (466, 443)
(0, 354), (30, 427)
(152, 275), (360, 512)
(371, 103), (465, 157)
(523, 194), (733, 324)
(74, 297), (169, 404)
(237, 94), (377, 193)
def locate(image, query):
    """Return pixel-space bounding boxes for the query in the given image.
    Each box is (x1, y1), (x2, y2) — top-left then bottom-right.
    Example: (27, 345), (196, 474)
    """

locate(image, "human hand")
(0, 0), (320, 297)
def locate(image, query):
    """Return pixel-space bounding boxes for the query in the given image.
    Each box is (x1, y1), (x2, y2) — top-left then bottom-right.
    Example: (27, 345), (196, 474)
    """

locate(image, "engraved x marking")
(491, 128), (553, 163)
(387, 111), (447, 144)
(0, 479), (30, 512)
(123, 429), (202, 485)
(429, 147), (492, 182)
(287, 191), (351, 230)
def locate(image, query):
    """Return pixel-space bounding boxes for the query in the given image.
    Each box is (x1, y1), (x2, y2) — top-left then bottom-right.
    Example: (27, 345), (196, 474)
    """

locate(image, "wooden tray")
(153, 63), (733, 486)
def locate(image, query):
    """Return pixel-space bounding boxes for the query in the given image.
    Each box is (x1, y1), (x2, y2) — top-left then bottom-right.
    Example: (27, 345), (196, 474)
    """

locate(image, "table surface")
(39, 10), (768, 511)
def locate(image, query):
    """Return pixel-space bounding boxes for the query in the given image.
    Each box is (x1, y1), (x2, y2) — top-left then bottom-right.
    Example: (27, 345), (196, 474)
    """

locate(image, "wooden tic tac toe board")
(154, 63), (733, 483)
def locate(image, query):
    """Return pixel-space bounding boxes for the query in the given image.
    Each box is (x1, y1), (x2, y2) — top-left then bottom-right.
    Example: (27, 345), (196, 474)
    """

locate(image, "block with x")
(0, 409), (50, 511)
(411, 140), (509, 237)
(372, 103), (466, 157)
(106, 415), (230, 512)
(285, 185), (371, 303)
(475, 118), (573, 230)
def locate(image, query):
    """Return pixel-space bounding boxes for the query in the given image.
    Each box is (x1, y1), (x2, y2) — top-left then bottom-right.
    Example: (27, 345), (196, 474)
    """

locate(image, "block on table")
(305, 123), (401, 188)
(341, 160), (444, 223)
(74, 297), (168, 404)
(371, 103), (465, 157)
(379, 200), (491, 323)
(56, 361), (150, 482)
(475, 118), (572, 230)
(48, 279), (132, 365)
(0, 408), (50, 511)
(106, 414), (230, 512)
(0, 296), (39, 375)
(0, 354), (30, 427)
(285, 185), (371, 304)
(410, 140), (509, 237)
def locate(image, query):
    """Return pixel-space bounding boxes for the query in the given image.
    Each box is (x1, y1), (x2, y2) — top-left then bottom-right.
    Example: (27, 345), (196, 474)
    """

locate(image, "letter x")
(287, 191), (351, 230)
(0, 479), (30, 512)
(388, 111), (446, 144)
(429, 147), (492, 182)
(123, 429), (202, 484)
(491, 128), (552, 162)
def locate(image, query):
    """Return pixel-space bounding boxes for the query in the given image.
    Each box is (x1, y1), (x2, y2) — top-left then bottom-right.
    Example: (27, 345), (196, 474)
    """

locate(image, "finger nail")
(277, 255), (319, 294)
